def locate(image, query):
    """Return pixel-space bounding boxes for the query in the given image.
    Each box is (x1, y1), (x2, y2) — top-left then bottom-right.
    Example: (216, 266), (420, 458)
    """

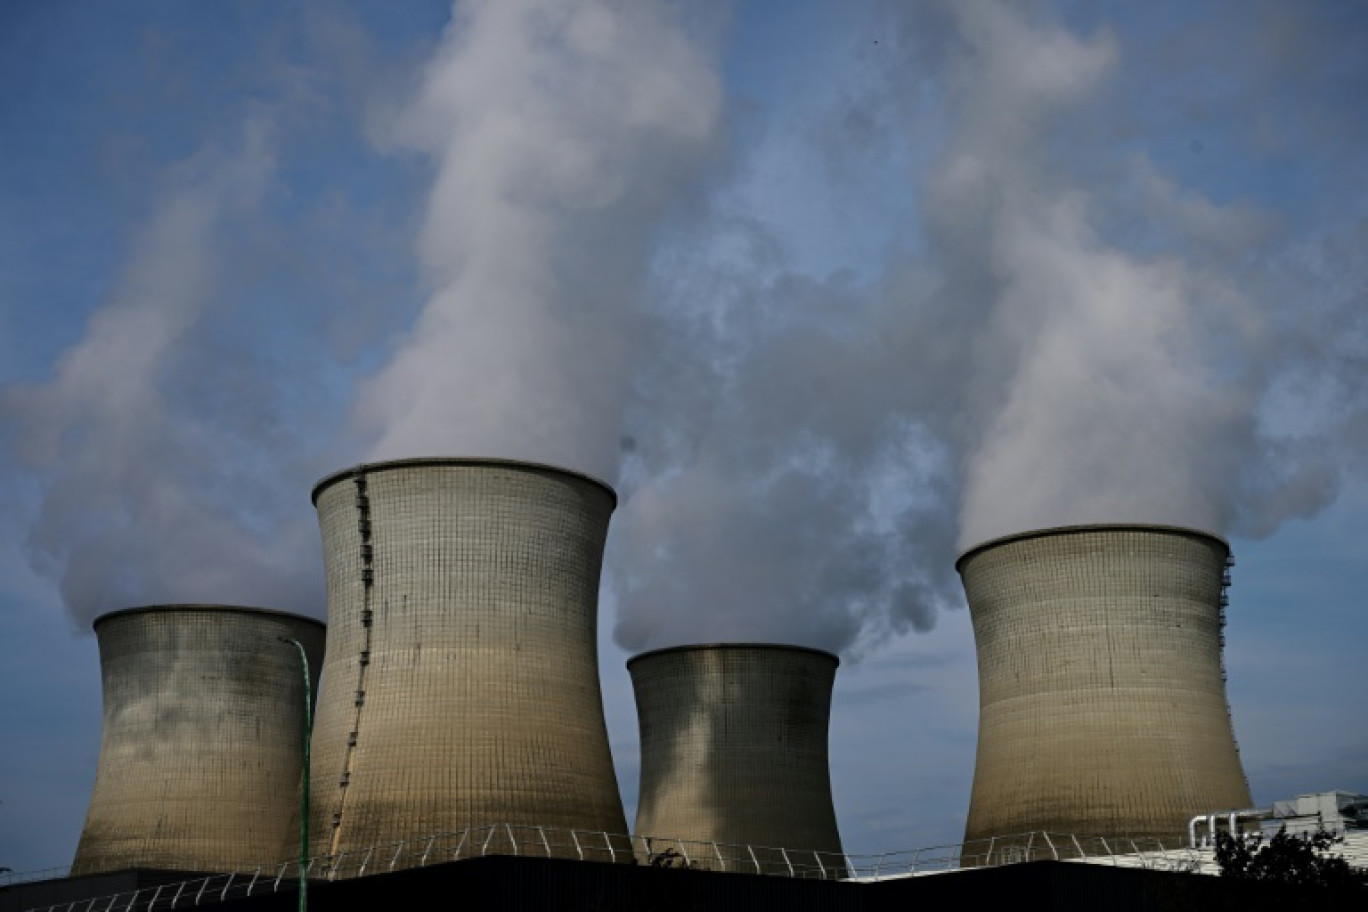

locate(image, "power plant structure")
(71, 605), (325, 876)
(307, 458), (628, 865)
(957, 524), (1252, 849)
(23, 487), (1366, 911)
(628, 644), (845, 875)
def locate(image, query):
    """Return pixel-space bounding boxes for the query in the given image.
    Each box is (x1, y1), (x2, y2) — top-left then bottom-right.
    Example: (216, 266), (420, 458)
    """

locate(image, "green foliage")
(647, 847), (699, 870)
(1215, 825), (1367, 892)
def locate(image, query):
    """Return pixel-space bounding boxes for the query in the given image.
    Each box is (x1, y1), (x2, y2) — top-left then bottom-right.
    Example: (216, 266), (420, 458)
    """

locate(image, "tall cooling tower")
(628, 644), (845, 876)
(72, 605), (325, 876)
(958, 524), (1252, 848)
(308, 458), (627, 864)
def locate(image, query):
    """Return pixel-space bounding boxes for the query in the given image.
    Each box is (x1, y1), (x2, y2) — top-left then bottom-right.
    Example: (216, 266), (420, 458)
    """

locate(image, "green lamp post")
(279, 637), (312, 912)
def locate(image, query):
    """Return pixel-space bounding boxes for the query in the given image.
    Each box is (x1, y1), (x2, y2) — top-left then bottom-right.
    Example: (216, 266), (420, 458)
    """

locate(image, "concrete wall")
(308, 458), (626, 863)
(629, 644), (844, 874)
(71, 606), (325, 875)
(958, 525), (1252, 845)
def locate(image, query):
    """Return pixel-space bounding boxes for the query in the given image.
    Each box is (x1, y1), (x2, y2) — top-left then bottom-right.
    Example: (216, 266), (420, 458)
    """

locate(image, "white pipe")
(1191, 808), (1272, 849)
(1231, 807), (1272, 840)
(1189, 815), (1206, 849)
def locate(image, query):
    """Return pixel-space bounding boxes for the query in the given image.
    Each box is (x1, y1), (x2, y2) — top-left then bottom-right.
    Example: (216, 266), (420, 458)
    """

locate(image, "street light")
(279, 637), (312, 912)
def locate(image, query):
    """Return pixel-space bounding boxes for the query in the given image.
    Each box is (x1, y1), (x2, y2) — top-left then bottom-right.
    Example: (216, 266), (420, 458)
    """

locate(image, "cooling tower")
(629, 644), (845, 876)
(958, 524), (1252, 848)
(308, 458), (627, 864)
(71, 605), (325, 876)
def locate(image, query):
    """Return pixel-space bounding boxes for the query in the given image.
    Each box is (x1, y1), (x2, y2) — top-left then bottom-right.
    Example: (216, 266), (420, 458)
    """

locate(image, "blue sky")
(2, 0), (1365, 873)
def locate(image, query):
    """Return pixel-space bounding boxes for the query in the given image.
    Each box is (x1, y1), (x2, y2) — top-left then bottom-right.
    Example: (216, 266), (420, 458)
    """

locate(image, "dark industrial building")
(5, 854), (1357, 912)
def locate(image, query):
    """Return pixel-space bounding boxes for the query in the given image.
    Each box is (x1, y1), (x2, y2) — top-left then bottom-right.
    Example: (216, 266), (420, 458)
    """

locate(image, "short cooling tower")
(958, 524), (1252, 848)
(628, 644), (845, 876)
(71, 605), (325, 876)
(308, 458), (627, 865)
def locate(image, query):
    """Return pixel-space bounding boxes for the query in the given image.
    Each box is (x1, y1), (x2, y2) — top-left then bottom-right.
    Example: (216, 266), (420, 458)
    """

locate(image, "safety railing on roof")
(845, 831), (1212, 879)
(16, 824), (846, 912)
(18, 824), (1368, 910)
(313, 823), (848, 880)
(847, 826), (1368, 880)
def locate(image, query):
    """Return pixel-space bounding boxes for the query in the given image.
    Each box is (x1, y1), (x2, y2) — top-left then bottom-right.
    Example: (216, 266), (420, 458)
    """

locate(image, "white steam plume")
(929, 0), (1364, 550)
(925, 1), (1248, 548)
(610, 0), (1367, 655)
(1, 119), (323, 623)
(355, 0), (723, 480)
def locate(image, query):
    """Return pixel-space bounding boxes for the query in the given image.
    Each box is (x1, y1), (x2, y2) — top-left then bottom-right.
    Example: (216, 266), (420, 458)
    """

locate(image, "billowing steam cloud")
(921, 3), (1248, 549)
(0, 0), (724, 626)
(355, 0), (722, 477)
(609, 0), (1367, 654)
(0, 118), (324, 621)
(4, 1), (1363, 654)
(915, 1), (1364, 549)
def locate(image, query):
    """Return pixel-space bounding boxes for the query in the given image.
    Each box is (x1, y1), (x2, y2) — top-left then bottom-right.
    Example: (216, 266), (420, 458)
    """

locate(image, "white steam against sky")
(356, 0), (723, 477)
(1, 117), (322, 618)
(1, 0), (1364, 656)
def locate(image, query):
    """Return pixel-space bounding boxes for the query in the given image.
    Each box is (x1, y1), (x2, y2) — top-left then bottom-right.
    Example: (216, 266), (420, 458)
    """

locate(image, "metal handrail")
(19, 825), (1368, 911)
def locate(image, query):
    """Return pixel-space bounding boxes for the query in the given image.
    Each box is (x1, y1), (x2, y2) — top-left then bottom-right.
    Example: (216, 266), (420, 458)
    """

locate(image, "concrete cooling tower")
(628, 644), (845, 876)
(71, 605), (325, 876)
(958, 524), (1252, 849)
(308, 458), (627, 865)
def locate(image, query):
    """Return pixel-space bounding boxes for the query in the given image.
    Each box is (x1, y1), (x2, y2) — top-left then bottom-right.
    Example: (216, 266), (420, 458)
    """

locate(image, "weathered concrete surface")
(629, 644), (844, 874)
(309, 459), (626, 863)
(958, 525), (1252, 846)
(72, 605), (325, 875)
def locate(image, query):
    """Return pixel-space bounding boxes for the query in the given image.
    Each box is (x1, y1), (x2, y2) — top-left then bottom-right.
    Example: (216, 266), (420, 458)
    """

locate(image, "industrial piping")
(628, 644), (845, 876)
(958, 524), (1252, 850)
(71, 605), (325, 876)
(307, 458), (627, 865)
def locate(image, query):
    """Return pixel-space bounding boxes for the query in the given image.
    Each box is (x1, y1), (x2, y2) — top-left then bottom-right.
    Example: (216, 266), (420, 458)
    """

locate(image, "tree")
(646, 847), (698, 870)
(1216, 825), (1367, 893)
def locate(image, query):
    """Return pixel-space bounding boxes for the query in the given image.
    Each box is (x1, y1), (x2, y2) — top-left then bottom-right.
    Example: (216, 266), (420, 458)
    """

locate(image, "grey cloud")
(608, 0), (1367, 656)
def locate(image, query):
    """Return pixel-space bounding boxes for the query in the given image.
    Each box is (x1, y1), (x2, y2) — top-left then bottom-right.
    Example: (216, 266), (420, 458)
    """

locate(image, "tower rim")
(627, 642), (840, 670)
(955, 522), (1229, 574)
(92, 603), (325, 633)
(311, 456), (617, 508)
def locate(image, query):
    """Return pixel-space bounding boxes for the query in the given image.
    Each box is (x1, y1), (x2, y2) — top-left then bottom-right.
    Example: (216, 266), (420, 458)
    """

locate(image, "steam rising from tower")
(308, 458), (626, 861)
(355, 0), (722, 480)
(958, 525), (1252, 845)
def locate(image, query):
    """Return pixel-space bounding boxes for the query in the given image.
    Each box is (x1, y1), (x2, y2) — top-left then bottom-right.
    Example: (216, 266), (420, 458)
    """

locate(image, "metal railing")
(314, 824), (850, 880)
(846, 826), (1368, 880)
(844, 831), (1210, 879)
(16, 824), (846, 911)
(17, 824), (1368, 910)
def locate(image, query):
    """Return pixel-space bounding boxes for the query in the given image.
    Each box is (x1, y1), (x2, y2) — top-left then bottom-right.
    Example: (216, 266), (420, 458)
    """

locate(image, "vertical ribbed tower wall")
(629, 644), (845, 875)
(958, 525), (1252, 847)
(72, 606), (325, 876)
(308, 458), (627, 864)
